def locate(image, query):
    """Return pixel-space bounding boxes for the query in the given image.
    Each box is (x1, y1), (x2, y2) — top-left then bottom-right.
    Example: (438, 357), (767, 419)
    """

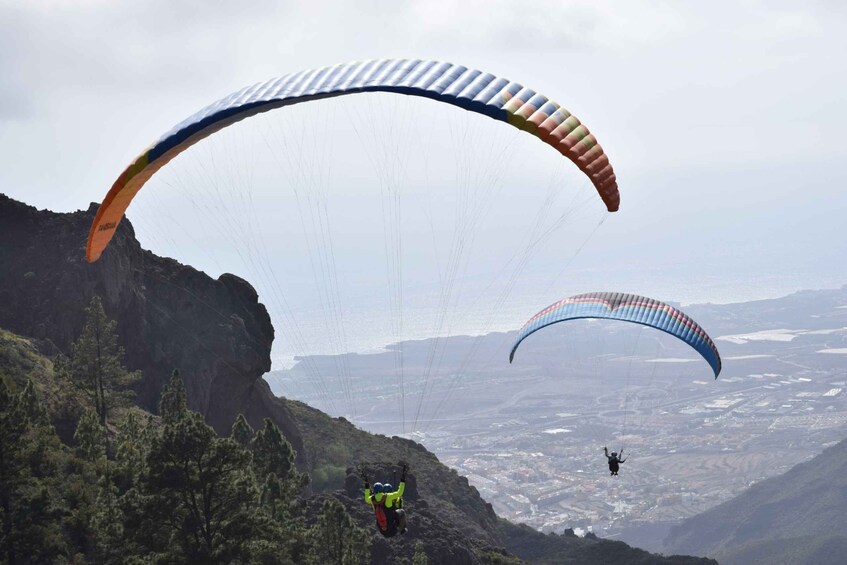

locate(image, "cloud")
(0, 0), (845, 216)
(404, 0), (690, 51)
(1, 1), (294, 92)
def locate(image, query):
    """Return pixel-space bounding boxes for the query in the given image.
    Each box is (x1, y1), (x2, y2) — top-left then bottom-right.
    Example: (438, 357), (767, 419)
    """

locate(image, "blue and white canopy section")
(87, 58), (619, 262)
(509, 291), (722, 378)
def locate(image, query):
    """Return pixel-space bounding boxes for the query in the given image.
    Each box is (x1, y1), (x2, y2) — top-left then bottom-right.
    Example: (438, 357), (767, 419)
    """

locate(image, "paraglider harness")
(371, 493), (398, 537)
(604, 447), (626, 476)
(362, 463), (407, 538)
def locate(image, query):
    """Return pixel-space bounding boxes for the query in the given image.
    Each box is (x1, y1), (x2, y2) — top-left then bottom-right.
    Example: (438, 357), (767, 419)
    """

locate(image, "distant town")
(430, 357), (847, 540)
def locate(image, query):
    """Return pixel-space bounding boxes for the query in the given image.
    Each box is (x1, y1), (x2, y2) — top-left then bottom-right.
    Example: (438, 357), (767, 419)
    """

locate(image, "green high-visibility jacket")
(365, 481), (405, 509)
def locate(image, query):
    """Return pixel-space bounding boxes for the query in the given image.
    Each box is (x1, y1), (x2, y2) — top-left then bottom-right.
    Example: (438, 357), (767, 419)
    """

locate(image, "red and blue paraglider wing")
(510, 292), (722, 378)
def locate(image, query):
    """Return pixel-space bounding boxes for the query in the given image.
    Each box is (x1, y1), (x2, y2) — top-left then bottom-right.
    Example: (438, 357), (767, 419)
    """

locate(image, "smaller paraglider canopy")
(509, 291), (721, 378)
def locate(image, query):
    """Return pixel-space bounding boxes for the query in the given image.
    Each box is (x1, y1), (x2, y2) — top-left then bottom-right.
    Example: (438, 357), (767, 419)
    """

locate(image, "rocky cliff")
(0, 193), (302, 455)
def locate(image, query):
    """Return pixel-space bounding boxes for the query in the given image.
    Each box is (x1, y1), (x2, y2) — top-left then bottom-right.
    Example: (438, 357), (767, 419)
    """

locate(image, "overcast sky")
(3, 1), (847, 357)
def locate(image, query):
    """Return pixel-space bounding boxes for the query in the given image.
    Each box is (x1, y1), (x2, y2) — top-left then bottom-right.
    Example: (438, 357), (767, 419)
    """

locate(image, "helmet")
(372, 482), (384, 493)
(611, 452), (618, 457)
(383, 483), (393, 493)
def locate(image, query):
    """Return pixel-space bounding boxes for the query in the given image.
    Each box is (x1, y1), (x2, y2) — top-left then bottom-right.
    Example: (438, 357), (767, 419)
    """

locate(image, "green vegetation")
(412, 541), (428, 565)
(56, 296), (141, 430)
(0, 378), (66, 563)
(0, 324), (369, 564)
(0, 329), (53, 390)
(307, 498), (371, 565)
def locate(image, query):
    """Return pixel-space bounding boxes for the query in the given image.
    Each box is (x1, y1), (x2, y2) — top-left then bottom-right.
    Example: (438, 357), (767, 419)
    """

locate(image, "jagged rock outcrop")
(0, 194), (302, 456)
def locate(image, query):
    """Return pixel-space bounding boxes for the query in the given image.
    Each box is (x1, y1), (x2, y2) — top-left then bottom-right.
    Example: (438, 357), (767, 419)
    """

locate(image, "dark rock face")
(0, 194), (302, 456)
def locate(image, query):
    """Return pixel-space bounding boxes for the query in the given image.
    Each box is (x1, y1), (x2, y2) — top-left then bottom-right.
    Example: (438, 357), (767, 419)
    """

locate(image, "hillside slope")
(286, 398), (716, 564)
(665, 436), (847, 562)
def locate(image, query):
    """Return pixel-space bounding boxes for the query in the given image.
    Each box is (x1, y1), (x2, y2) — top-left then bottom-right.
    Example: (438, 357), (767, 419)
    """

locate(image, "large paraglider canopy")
(509, 291), (722, 378)
(83, 58), (623, 433)
(86, 58), (619, 263)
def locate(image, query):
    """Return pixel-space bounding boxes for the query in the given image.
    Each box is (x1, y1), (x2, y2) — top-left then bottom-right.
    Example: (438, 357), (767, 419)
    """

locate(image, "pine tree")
(413, 540), (429, 565)
(132, 410), (262, 563)
(118, 410), (142, 441)
(158, 369), (187, 424)
(0, 379), (66, 563)
(75, 410), (106, 463)
(231, 413), (254, 448)
(307, 498), (370, 565)
(16, 380), (62, 481)
(90, 473), (124, 564)
(59, 296), (140, 428)
(252, 418), (309, 496)
(114, 412), (146, 491)
(252, 417), (310, 550)
(0, 378), (28, 565)
(17, 380), (49, 428)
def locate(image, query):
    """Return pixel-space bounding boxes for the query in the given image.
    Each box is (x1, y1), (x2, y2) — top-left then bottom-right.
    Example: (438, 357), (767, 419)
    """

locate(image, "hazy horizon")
(266, 276), (846, 366)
